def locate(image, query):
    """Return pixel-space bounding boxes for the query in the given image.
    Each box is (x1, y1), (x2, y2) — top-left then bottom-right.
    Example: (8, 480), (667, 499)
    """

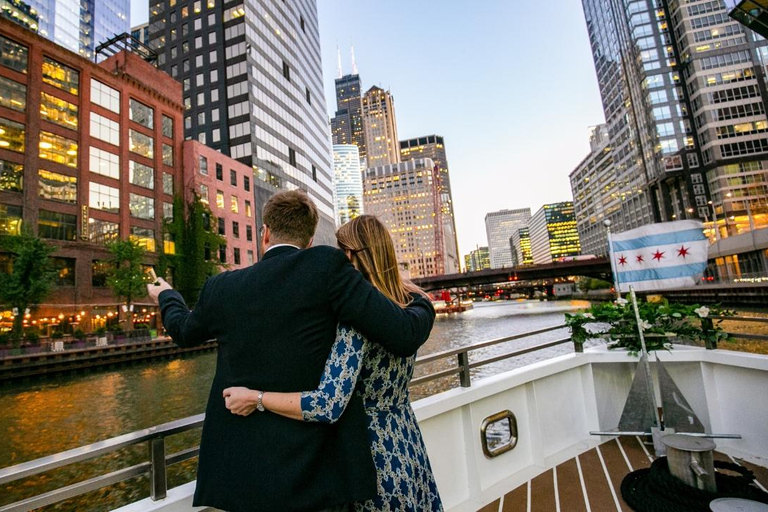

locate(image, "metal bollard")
(661, 434), (717, 493)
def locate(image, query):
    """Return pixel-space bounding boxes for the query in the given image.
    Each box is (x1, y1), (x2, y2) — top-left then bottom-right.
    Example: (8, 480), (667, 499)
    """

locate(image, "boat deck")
(478, 436), (768, 512)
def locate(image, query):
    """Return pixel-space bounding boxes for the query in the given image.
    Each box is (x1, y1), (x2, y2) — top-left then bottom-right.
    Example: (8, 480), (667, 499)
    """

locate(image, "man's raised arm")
(148, 278), (213, 347)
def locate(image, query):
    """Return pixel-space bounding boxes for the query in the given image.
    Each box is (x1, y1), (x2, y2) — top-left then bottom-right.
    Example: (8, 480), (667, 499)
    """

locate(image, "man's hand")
(223, 387), (259, 416)
(147, 277), (173, 304)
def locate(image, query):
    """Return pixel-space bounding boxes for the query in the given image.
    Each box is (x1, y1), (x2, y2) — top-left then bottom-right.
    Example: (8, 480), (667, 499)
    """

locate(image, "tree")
(0, 230), (56, 345)
(160, 194), (226, 306)
(105, 239), (148, 331)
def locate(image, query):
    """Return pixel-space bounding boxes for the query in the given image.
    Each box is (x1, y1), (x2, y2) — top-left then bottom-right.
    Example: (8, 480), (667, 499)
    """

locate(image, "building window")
(91, 112), (120, 146)
(0, 117), (25, 152)
(245, 200), (252, 218)
(247, 250), (254, 265)
(42, 57), (79, 95)
(0, 203), (22, 235)
(215, 163), (223, 180)
(163, 143), (173, 166)
(89, 147), (119, 179)
(130, 226), (156, 252)
(0, 160), (23, 193)
(129, 99), (154, 129)
(92, 260), (111, 287)
(129, 193), (155, 219)
(199, 155), (208, 175)
(243, 175), (250, 191)
(218, 217), (225, 235)
(0, 76), (26, 112)
(288, 147), (296, 166)
(163, 202), (173, 221)
(164, 232), (176, 254)
(41, 92), (78, 130)
(163, 172), (174, 195)
(306, 87), (310, 104)
(200, 184), (209, 203)
(0, 35), (28, 73)
(39, 131), (77, 167)
(129, 161), (155, 189)
(129, 129), (154, 158)
(211, 190), (221, 210)
(231, 195), (238, 213)
(312, 165), (317, 182)
(230, 169), (237, 186)
(162, 115), (173, 138)
(219, 244), (226, 263)
(89, 182), (120, 212)
(88, 218), (119, 245)
(246, 224), (252, 241)
(38, 210), (77, 241)
(91, 80), (120, 113)
(300, 15), (305, 32)
(282, 61), (290, 81)
(39, 170), (77, 203)
(233, 247), (241, 265)
(50, 257), (75, 286)
(212, 128), (220, 142)
(232, 220), (239, 238)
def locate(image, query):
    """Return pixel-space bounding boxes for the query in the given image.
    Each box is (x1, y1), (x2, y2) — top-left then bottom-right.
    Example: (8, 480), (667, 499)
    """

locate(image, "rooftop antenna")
(336, 44), (342, 79)
(351, 45), (358, 75)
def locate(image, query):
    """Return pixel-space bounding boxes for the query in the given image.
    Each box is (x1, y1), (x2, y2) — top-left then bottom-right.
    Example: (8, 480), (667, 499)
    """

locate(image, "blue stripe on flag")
(611, 228), (705, 252)
(616, 262), (707, 283)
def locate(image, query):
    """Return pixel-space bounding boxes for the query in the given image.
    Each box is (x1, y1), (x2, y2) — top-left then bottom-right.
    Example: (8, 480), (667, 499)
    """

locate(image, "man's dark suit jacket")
(159, 245), (435, 512)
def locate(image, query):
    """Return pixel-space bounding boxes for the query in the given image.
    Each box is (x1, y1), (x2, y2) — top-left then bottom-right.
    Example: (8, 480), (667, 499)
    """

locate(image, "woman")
(223, 215), (442, 511)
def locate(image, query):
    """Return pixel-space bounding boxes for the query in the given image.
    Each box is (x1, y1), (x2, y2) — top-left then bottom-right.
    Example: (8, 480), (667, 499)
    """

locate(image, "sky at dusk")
(131, 1), (607, 259)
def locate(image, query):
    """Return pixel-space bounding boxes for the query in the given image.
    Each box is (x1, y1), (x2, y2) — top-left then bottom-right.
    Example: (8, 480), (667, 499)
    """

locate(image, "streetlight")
(708, 200), (721, 242)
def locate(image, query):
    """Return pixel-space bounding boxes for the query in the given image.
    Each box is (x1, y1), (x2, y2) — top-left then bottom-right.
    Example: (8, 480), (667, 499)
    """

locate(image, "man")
(148, 190), (434, 512)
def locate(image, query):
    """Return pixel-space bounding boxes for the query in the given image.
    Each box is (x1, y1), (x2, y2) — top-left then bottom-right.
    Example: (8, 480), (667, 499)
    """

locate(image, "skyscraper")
(400, 135), (459, 273)
(26, 0), (129, 59)
(0, 0), (39, 32)
(362, 86), (400, 167)
(362, 158), (443, 277)
(466, 246), (490, 271)
(528, 202), (581, 265)
(333, 144), (364, 226)
(331, 68), (366, 158)
(148, 0), (337, 246)
(484, 208), (531, 269)
(510, 227), (533, 266)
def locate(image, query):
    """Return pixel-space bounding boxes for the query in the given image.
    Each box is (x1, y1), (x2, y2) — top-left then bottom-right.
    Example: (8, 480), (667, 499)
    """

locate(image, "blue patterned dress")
(301, 324), (443, 511)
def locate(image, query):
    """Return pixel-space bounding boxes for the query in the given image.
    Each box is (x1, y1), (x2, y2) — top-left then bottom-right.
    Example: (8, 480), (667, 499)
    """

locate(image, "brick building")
(0, 17), (184, 333)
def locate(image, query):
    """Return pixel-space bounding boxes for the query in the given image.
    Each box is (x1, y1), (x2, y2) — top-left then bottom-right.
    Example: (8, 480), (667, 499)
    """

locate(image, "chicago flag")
(610, 220), (708, 292)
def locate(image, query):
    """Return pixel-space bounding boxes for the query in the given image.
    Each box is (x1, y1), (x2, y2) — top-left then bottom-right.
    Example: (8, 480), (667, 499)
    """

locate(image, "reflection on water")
(0, 300), (590, 510)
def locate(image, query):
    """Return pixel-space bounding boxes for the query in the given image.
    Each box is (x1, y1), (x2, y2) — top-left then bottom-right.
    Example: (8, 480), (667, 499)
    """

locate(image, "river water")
(0, 300), (592, 510)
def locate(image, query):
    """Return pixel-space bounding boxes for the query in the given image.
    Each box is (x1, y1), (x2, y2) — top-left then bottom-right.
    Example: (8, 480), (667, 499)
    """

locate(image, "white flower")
(640, 320), (653, 330)
(583, 313), (595, 319)
(615, 297), (628, 305)
(694, 306), (710, 318)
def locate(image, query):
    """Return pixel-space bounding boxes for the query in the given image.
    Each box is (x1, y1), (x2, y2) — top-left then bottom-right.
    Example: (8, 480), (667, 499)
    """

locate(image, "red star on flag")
(636, 255), (644, 263)
(677, 245), (690, 258)
(652, 250), (665, 261)
(618, 255), (628, 266)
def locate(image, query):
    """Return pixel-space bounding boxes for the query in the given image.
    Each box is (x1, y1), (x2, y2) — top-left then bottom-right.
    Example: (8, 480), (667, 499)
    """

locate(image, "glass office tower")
(333, 144), (364, 226)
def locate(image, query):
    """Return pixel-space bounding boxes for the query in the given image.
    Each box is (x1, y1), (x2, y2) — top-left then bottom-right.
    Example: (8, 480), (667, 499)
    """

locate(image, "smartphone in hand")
(147, 268), (159, 284)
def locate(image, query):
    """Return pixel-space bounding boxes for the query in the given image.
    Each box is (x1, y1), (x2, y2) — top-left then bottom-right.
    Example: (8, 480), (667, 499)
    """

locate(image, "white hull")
(115, 346), (768, 512)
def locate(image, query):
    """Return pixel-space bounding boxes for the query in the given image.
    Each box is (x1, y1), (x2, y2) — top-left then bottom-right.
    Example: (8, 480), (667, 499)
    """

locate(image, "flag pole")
(629, 285), (662, 431)
(604, 220), (621, 298)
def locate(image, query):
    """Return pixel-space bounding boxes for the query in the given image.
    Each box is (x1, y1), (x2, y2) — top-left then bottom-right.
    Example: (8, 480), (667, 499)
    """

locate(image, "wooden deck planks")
(555, 457), (588, 512)
(478, 499), (500, 512)
(617, 436), (653, 471)
(529, 469), (557, 512)
(597, 440), (634, 512)
(501, 481), (527, 512)
(578, 448), (621, 511)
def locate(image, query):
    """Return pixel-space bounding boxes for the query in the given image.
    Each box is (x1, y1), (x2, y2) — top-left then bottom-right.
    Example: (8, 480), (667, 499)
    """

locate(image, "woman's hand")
(223, 386), (259, 416)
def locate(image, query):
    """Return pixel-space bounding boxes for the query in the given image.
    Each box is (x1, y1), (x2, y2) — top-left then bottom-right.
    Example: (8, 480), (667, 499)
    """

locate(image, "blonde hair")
(336, 215), (426, 306)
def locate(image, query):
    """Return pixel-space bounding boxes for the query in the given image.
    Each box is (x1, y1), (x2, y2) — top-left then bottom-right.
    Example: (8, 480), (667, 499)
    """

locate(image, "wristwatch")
(256, 390), (265, 412)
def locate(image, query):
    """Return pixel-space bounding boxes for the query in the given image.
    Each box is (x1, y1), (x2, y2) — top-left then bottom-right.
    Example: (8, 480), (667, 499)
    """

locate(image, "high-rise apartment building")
(333, 144), (363, 226)
(362, 86), (399, 167)
(580, 0), (768, 240)
(570, 124), (616, 255)
(148, 0), (337, 247)
(331, 71), (366, 158)
(362, 158), (443, 277)
(26, 0), (129, 59)
(484, 208), (531, 269)
(400, 134), (459, 273)
(0, 18), (183, 328)
(510, 227), (533, 266)
(466, 246), (490, 272)
(528, 202), (581, 265)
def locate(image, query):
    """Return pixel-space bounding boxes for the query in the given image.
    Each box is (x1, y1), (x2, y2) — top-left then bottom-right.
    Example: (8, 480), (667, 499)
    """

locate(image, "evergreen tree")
(0, 230), (56, 345)
(105, 239), (148, 331)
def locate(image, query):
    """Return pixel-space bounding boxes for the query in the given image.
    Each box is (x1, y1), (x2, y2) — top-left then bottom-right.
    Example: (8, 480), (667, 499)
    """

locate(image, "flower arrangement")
(565, 297), (733, 356)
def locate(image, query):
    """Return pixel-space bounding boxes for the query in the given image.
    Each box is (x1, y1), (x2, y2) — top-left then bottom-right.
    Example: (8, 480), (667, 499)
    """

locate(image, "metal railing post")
(149, 438), (167, 501)
(458, 351), (471, 387)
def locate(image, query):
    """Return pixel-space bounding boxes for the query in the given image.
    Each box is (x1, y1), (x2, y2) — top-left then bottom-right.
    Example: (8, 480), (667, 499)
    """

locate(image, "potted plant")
(95, 326), (108, 347)
(565, 298), (732, 355)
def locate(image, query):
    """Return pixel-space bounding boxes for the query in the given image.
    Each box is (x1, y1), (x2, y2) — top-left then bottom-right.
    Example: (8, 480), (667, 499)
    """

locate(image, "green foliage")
(576, 277), (612, 292)
(73, 328), (86, 340)
(105, 239), (148, 330)
(163, 194), (226, 305)
(0, 230), (56, 345)
(51, 330), (64, 339)
(24, 327), (40, 343)
(95, 326), (107, 337)
(565, 298), (733, 356)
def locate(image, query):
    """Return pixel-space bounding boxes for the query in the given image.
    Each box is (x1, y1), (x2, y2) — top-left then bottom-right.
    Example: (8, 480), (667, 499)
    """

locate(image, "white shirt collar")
(264, 243), (301, 253)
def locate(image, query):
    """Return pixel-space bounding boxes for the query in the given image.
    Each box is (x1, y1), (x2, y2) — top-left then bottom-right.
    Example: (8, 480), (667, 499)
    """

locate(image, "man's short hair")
(262, 190), (318, 248)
